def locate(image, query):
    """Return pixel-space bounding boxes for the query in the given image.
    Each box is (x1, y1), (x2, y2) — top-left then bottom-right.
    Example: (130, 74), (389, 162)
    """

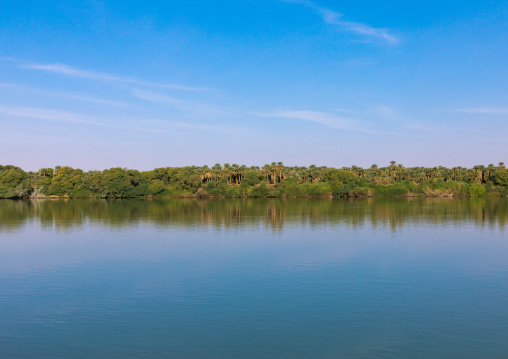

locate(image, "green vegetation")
(0, 165), (31, 198)
(1, 162), (507, 199)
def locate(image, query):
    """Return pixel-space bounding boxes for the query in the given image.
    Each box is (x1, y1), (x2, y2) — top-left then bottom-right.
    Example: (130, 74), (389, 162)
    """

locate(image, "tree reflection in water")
(1, 198), (507, 233)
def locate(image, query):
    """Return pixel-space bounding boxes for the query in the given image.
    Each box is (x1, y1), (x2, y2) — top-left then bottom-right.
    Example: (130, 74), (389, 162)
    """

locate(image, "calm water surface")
(1, 198), (508, 358)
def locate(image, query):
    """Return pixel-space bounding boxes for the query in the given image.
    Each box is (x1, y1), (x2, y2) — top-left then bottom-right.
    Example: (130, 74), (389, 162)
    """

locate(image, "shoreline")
(13, 193), (507, 200)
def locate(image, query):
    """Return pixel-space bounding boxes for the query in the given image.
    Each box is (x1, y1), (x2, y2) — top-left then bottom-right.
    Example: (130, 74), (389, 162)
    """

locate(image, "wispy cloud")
(269, 110), (354, 129)
(372, 105), (398, 119)
(255, 109), (389, 133)
(338, 20), (398, 44)
(0, 104), (238, 134)
(404, 120), (485, 135)
(131, 89), (184, 107)
(453, 107), (508, 115)
(332, 105), (400, 120)
(403, 121), (440, 133)
(131, 88), (238, 117)
(0, 104), (161, 133)
(64, 94), (129, 107)
(20, 62), (209, 91)
(0, 82), (129, 107)
(282, 0), (399, 44)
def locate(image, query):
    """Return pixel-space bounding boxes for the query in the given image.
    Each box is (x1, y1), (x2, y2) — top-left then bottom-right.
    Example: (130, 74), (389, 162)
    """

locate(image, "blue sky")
(1, 0), (507, 171)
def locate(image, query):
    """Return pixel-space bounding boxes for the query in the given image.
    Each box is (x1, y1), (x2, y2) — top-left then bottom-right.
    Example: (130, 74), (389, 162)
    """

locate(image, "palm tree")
(223, 163), (231, 184)
(212, 163), (222, 182)
(262, 164), (271, 183)
(231, 164), (240, 184)
(238, 165), (247, 184)
(200, 165), (212, 183)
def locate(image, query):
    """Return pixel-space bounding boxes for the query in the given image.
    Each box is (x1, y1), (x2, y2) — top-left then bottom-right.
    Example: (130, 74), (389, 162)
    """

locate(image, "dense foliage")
(1, 162), (507, 199)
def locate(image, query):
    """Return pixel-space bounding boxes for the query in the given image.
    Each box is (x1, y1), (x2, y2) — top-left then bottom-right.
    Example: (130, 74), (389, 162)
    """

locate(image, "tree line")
(1, 161), (507, 199)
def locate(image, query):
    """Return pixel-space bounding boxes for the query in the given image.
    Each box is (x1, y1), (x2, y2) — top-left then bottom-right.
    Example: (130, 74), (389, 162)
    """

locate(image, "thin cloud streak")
(131, 89), (184, 107)
(0, 82), (129, 107)
(131, 88), (239, 117)
(0, 104), (239, 134)
(0, 104), (163, 133)
(333, 105), (400, 120)
(20, 62), (209, 91)
(454, 107), (508, 115)
(255, 109), (392, 134)
(403, 121), (440, 133)
(339, 21), (398, 44)
(282, 0), (398, 44)
(268, 110), (353, 129)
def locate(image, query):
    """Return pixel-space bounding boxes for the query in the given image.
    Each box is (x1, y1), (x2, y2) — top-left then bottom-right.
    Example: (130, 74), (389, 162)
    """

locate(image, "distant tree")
(101, 168), (131, 197)
(242, 171), (261, 186)
(322, 169), (359, 197)
(189, 174), (202, 190)
(0, 165), (31, 198)
(2, 161), (507, 199)
(250, 183), (269, 197)
(174, 167), (201, 191)
(89, 171), (104, 193)
(468, 183), (486, 197)
(47, 166), (83, 196)
(125, 169), (149, 197)
(148, 179), (167, 195)
(495, 168), (508, 186)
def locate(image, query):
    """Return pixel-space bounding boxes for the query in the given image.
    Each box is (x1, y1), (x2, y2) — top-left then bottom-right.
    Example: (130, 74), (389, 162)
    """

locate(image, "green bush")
(47, 166), (84, 196)
(157, 186), (194, 197)
(407, 181), (419, 193)
(455, 182), (470, 196)
(374, 183), (409, 197)
(0, 166), (31, 198)
(205, 181), (217, 190)
(495, 169), (508, 186)
(148, 180), (167, 195)
(321, 169), (359, 197)
(468, 183), (486, 197)
(69, 187), (95, 198)
(250, 184), (270, 197)
(350, 187), (372, 197)
(276, 179), (302, 197)
(299, 182), (332, 196)
(243, 171), (261, 186)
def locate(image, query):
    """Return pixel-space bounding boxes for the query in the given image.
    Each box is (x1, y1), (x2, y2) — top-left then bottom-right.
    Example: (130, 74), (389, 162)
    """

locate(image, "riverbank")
(2, 163), (507, 199)
(25, 189), (507, 200)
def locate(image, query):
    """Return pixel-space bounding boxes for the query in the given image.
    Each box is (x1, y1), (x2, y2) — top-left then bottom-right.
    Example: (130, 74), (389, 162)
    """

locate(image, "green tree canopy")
(321, 169), (359, 197)
(0, 165), (31, 198)
(495, 168), (508, 186)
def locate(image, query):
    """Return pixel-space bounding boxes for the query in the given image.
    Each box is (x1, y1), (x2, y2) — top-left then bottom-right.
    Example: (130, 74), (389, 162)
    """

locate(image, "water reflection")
(1, 198), (507, 233)
(2, 198), (508, 358)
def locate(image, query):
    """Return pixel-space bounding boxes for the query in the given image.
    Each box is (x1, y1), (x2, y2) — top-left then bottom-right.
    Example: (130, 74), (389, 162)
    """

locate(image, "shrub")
(468, 183), (486, 197)
(0, 166), (31, 198)
(495, 169), (508, 186)
(148, 180), (167, 195)
(299, 182), (332, 196)
(250, 183), (270, 197)
(69, 187), (94, 198)
(321, 169), (359, 197)
(243, 171), (261, 186)
(374, 183), (409, 197)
